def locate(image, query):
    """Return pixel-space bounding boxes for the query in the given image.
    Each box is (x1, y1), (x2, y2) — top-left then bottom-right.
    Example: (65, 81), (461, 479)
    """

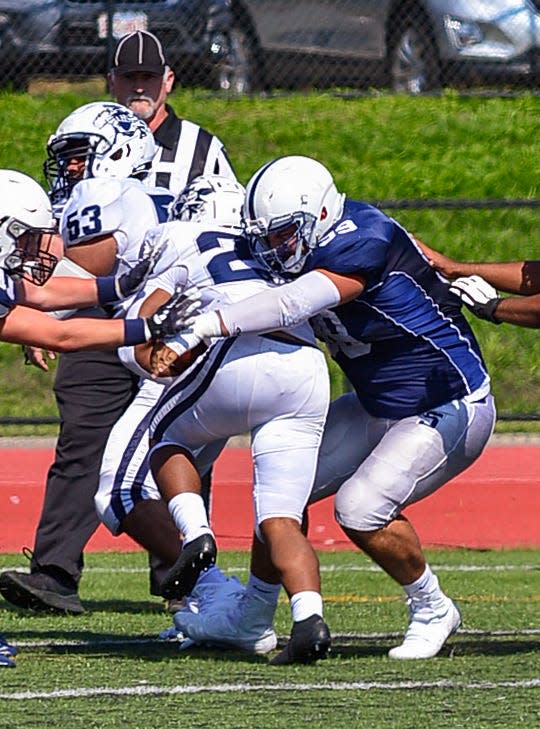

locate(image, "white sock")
(290, 590), (323, 622)
(168, 492), (212, 544)
(403, 565), (446, 606)
(246, 573), (281, 606)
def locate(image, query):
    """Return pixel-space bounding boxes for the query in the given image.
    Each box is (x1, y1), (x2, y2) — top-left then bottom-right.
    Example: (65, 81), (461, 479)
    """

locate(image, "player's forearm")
(18, 277), (100, 310)
(196, 271), (342, 338)
(51, 318), (147, 351)
(493, 294), (540, 328)
(18, 271), (149, 312)
(0, 307), (150, 351)
(462, 261), (540, 296)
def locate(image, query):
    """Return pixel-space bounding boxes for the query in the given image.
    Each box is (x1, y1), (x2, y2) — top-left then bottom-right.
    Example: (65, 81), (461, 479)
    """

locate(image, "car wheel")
(389, 21), (440, 94)
(214, 24), (259, 94)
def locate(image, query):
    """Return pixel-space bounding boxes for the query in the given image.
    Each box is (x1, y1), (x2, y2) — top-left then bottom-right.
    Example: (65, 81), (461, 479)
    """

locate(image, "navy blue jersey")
(304, 200), (490, 418)
(0, 270), (16, 318)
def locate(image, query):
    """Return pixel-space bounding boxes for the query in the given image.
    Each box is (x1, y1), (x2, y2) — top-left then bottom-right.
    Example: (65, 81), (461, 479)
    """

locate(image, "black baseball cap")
(112, 30), (167, 76)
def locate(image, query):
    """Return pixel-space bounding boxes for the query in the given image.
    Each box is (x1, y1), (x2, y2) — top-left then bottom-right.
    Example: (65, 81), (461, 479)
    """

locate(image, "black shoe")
(270, 615), (331, 665)
(0, 570), (84, 615)
(160, 534), (217, 600)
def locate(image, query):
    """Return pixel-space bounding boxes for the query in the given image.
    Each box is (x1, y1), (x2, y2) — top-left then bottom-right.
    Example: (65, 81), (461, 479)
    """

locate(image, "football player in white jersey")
(0, 168), (181, 352)
(96, 176), (243, 629)
(105, 174), (332, 664)
(43, 102), (173, 283)
(0, 169), (198, 663)
(166, 155), (497, 661)
(0, 103), (185, 616)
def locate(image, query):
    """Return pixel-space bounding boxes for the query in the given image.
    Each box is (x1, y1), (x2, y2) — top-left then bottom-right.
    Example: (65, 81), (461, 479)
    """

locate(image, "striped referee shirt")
(145, 104), (237, 195)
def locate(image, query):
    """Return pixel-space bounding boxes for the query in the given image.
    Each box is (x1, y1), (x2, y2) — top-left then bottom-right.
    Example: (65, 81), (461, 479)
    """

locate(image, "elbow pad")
(219, 270), (341, 335)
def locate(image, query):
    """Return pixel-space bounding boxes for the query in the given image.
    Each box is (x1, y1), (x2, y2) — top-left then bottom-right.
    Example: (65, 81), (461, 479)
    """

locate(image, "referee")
(0, 31), (237, 614)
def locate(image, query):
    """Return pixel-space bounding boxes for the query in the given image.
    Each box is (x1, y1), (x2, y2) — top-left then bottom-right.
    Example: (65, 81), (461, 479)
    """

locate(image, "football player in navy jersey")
(170, 155), (497, 660)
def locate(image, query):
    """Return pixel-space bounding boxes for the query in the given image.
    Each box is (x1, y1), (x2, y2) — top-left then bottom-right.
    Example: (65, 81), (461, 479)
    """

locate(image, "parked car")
(230, 0), (540, 93)
(0, 0), (242, 91)
(0, 1), (538, 94)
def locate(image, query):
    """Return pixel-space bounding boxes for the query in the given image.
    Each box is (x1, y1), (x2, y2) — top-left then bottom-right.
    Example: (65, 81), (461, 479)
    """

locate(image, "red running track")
(0, 445), (538, 553)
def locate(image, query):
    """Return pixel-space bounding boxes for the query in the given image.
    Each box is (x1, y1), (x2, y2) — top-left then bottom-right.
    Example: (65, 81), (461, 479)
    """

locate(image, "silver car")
(229, 0), (540, 93)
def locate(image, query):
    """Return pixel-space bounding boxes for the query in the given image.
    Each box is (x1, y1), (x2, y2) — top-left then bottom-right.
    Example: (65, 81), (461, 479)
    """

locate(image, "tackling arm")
(449, 274), (540, 328)
(0, 285), (195, 352)
(189, 269), (364, 340)
(17, 276), (103, 311)
(16, 237), (167, 311)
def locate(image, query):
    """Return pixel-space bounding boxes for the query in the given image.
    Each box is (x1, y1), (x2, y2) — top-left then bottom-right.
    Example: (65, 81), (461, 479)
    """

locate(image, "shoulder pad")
(69, 178), (126, 209)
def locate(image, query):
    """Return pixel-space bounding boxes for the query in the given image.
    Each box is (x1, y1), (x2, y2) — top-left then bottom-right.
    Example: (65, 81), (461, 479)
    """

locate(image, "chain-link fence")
(1, 1), (539, 94)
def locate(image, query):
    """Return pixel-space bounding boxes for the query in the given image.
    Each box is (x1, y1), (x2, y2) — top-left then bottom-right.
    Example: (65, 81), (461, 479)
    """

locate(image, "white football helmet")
(169, 174), (246, 229)
(243, 155), (345, 274)
(0, 169), (58, 285)
(44, 101), (156, 206)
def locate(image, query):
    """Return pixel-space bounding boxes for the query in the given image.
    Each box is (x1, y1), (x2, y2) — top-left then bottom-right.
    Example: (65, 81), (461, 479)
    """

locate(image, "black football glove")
(146, 284), (203, 340)
(115, 239), (166, 299)
(449, 275), (502, 324)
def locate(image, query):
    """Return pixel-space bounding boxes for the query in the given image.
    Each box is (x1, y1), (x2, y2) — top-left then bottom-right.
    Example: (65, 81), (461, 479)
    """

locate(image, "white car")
(232, 0), (540, 93)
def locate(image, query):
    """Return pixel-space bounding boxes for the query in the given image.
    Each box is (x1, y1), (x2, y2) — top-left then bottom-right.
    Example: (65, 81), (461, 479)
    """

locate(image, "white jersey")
(121, 220), (316, 345)
(101, 221), (322, 536)
(59, 177), (174, 274)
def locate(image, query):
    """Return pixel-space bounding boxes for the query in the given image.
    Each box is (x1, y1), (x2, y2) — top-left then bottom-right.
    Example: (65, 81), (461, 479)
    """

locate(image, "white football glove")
(449, 275), (502, 323)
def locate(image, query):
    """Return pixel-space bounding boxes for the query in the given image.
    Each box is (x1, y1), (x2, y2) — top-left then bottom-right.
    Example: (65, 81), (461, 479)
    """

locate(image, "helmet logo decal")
(94, 106), (146, 144)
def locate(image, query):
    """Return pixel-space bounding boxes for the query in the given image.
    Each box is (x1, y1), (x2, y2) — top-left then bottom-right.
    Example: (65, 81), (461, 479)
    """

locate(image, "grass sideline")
(0, 548), (538, 728)
(0, 90), (539, 425)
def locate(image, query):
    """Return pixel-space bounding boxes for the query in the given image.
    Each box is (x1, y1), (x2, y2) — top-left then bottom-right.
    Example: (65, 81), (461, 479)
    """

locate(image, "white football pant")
(149, 334), (329, 528)
(310, 391), (496, 531)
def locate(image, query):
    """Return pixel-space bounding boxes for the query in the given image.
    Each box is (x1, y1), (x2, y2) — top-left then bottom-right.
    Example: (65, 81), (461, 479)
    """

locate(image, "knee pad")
(334, 481), (395, 532)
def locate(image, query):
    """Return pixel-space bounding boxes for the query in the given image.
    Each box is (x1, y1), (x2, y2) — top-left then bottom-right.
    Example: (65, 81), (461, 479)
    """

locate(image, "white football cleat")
(388, 596), (461, 659)
(174, 579), (278, 655)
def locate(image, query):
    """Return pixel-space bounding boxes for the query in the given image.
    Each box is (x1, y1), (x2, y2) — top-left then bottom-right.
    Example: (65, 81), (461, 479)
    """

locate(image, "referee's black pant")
(30, 347), (140, 586)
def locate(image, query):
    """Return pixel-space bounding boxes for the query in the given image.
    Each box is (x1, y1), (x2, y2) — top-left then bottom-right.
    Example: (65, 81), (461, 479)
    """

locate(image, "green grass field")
(0, 548), (538, 728)
(0, 89), (539, 426)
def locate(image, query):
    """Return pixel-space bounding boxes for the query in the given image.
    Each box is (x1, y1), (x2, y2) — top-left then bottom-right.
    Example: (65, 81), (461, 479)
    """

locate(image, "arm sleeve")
(219, 270), (341, 335)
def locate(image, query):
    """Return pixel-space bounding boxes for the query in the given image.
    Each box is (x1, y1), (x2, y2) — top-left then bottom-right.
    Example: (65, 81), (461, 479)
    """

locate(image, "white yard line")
(1, 563), (538, 574)
(1, 678), (539, 701)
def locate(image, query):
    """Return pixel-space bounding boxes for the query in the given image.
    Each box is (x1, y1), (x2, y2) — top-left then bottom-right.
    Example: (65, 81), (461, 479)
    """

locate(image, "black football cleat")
(270, 614), (331, 665)
(160, 533), (217, 599)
